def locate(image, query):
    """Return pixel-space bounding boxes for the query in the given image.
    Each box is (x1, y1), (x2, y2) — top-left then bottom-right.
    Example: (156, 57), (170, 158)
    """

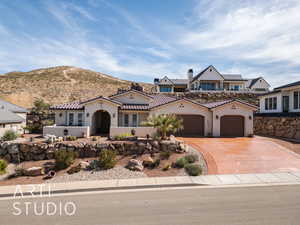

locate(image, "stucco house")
(154, 65), (270, 93)
(258, 80), (300, 114)
(44, 88), (257, 138)
(0, 99), (28, 138)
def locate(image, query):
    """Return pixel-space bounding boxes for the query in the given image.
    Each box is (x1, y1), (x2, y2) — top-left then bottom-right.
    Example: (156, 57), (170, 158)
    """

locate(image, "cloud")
(181, 0), (300, 65)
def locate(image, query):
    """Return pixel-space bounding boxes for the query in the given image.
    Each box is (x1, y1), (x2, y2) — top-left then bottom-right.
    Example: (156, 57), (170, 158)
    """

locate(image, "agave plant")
(142, 114), (183, 140)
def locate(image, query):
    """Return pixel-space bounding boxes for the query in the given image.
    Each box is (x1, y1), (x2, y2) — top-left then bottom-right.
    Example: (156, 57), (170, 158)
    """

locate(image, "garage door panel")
(220, 116), (244, 137)
(176, 115), (204, 136)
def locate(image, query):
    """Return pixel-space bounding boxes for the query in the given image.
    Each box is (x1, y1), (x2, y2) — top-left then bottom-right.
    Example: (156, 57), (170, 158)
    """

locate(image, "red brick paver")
(179, 136), (300, 175)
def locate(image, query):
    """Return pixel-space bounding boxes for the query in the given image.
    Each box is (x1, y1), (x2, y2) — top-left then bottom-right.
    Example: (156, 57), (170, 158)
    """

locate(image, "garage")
(220, 115), (244, 137)
(176, 114), (204, 136)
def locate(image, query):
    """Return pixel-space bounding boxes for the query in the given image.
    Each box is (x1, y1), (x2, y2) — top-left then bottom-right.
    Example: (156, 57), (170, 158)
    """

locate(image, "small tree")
(142, 114), (183, 140)
(1, 130), (19, 141)
(32, 99), (50, 114)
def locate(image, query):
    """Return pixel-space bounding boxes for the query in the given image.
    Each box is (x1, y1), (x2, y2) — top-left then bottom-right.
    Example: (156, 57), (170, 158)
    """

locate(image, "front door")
(283, 96), (289, 112)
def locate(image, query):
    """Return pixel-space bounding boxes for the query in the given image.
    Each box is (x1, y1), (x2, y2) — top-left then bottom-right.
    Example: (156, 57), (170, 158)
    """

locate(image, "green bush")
(1, 130), (19, 141)
(162, 164), (171, 171)
(67, 136), (77, 141)
(160, 151), (171, 160)
(0, 159), (8, 175)
(98, 150), (117, 169)
(175, 157), (188, 168)
(113, 133), (132, 141)
(54, 150), (77, 170)
(184, 154), (198, 163)
(184, 164), (202, 176)
(153, 159), (160, 168)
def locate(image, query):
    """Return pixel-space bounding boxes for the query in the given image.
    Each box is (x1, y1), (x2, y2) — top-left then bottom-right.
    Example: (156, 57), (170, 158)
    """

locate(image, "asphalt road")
(0, 185), (300, 225)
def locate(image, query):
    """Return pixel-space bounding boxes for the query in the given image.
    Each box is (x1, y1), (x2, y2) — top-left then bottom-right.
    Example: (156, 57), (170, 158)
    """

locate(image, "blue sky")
(0, 0), (300, 87)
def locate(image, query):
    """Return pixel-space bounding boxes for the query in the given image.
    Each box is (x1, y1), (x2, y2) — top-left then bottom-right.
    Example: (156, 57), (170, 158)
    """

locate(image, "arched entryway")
(92, 110), (111, 135)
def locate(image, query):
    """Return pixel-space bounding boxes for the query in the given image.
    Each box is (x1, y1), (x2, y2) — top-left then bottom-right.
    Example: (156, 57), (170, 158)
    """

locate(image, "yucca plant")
(142, 114), (183, 140)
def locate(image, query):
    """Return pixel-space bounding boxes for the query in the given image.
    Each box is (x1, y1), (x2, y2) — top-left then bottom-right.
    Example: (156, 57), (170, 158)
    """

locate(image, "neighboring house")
(0, 99), (28, 137)
(258, 81), (300, 114)
(154, 65), (270, 93)
(44, 87), (257, 138)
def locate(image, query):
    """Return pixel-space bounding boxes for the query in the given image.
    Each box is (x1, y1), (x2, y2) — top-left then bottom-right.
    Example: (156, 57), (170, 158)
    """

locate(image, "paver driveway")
(179, 136), (300, 175)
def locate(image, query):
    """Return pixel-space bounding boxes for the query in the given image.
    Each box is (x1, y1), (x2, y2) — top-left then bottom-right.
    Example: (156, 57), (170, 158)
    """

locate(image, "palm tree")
(142, 114), (183, 140)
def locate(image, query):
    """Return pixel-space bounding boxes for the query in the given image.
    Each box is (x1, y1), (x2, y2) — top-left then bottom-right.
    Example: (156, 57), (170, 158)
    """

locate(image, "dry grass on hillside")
(0, 66), (153, 108)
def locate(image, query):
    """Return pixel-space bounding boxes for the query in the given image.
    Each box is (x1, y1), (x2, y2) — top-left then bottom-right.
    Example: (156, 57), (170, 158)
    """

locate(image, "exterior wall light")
(249, 115), (252, 120)
(86, 113), (90, 117)
(216, 115), (219, 119)
(113, 113), (116, 118)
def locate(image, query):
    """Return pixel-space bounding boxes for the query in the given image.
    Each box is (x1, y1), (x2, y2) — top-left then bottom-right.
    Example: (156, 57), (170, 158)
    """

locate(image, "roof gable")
(80, 96), (121, 106)
(159, 76), (174, 85)
(192, 65), (224, 82)
(0, 99), (28, 113)
(248, 77), (270, 89)
(205, 99), (258, 111)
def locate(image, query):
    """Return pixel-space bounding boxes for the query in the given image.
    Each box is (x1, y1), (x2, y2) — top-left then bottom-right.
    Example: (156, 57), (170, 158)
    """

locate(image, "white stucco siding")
(259, 92), (282, 113)
(43, 126), (90, 138)
(110, 127), (156, 137)
(84, 100), (119, 130)
(112, 92), (151, 104)
(250, 78), (270, 90)
(54, 110), (85, 126)
(212, 102), (255, 137)
(150, 100), (212, 136)
(287, 87), (300, 113)
(0, 123), (25, 137)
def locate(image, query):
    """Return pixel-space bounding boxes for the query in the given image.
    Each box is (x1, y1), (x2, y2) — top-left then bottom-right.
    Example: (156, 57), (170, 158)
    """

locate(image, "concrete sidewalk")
(1, 172), (300, 197)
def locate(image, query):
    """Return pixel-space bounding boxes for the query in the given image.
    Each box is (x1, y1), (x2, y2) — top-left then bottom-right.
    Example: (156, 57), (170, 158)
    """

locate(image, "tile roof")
(203, 99), (258, 109)
(274, 80), (300, 90)
(149, 95), (177, 108)
(80, 96), (122, 105)
(0, 109), (25, 124)
(50, 101), (84, 110)
(0, 99), (28, 113)
(222, 74), (244, 81)
(109, 89), (153, 99)
(120, 104), (149, 111)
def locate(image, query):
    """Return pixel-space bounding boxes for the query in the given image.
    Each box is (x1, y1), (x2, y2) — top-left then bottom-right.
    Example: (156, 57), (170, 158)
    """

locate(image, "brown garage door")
(176, 115), (204, 136)
(220, 116), (244, 137)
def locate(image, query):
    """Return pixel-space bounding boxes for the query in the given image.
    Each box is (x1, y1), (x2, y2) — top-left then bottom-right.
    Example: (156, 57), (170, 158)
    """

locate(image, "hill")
(0, 66), (154, 108)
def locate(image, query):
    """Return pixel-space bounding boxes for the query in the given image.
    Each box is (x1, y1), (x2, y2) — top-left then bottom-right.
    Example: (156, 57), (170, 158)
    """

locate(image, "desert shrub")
(162, 164), (171, 171)
(175, 157), (188, 168)
(24, 124), (41, 133)
(0, 159), (8, 175)
(98, 150), (117, 169)
(87, 160), (99, 170)
(113, 133), (132, 141)
(153, 159), (160, 168)
(184, 164), (202, 176)
(54, 150), (77, 170)
(160, 151), (171, 160)
(91, 137), (97, 141)
(67, 136), (77, 141)
(184, 154), (198, 163)
(1, 130), (19, 141)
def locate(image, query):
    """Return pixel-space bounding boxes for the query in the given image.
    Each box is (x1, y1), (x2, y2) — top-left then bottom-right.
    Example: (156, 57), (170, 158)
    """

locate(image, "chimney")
(187, 69), (193, 90)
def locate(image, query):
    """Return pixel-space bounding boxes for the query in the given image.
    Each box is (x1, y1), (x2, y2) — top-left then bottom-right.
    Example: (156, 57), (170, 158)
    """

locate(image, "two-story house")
(258, 81), (300, 114)
(154, 65), (270, 93)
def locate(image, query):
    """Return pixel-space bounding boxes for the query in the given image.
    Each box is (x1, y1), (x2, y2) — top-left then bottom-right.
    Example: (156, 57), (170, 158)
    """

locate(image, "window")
(132, 114), (138, 127)
(294, 91), (300, 109)
(200, 83), (216, 90)
(0, 124), (5, 128)
(69, 113), (74, 126)
(265, 97), (277, 110)
(124, 114), (129, 127)
(78, 113), (83, 126)
(159, 86), (172, 92)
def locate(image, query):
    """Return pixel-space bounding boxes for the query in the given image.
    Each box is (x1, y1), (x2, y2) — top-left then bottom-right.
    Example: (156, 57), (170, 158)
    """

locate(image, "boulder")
(67, 164), (81, 174)
(24, 167), (44, 176)
(126, 159), (144, 171)
(79, 161), (90, 170)
(142, 155), (154, 167)
(8, 144), (19, 154)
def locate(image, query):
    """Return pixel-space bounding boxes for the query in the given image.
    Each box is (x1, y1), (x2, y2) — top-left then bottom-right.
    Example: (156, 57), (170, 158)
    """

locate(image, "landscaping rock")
(8, 144), (19, 154)
(67, 164), (81, 174)
(79, 161), (90, 170)
(126, 159), (144, 171)
(142, 155), (154, 167)
(24, 167), (44, 176)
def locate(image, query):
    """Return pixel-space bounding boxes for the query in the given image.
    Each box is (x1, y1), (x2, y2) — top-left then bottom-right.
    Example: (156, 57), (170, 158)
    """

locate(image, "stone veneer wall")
(254, 116), (300, 139)
(0, 140), (185, 163)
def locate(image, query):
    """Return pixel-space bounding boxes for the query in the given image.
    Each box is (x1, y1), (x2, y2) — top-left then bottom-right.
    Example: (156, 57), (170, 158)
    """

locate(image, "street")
(0, 184), (299, 225)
